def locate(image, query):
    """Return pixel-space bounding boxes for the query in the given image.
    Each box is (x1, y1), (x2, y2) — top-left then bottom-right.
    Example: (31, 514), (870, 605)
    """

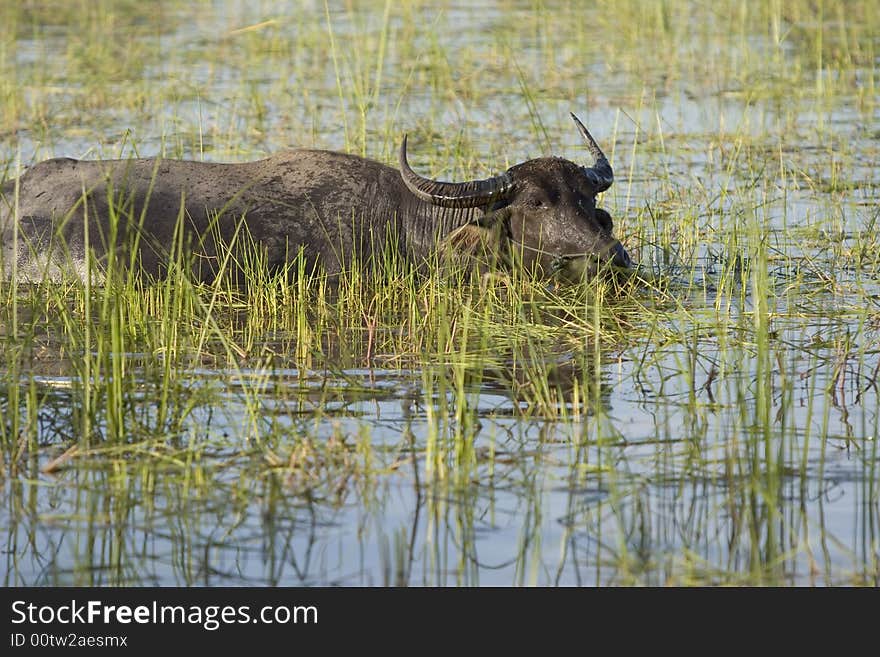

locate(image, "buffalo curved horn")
(399, 134), (515, 209)
(570, 112), (613, 193)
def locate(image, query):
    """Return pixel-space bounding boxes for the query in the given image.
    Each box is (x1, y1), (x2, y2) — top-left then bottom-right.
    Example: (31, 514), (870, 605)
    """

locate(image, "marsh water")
(1, 1), (878, 585)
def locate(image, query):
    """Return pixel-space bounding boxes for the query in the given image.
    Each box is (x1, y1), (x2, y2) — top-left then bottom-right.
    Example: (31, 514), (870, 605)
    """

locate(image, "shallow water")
(7, 353), (878, 585)
(1, 0), (878, 585)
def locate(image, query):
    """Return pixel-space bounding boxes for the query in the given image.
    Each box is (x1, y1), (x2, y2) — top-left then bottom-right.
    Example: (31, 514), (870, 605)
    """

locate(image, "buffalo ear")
(479, 200), (512, 226)
(595, 208), (613, 232)
(438, 207), (511, 268)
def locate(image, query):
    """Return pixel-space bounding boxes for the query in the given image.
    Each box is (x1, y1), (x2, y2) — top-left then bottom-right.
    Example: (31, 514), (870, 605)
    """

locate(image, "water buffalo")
(0, 113), (630, 284)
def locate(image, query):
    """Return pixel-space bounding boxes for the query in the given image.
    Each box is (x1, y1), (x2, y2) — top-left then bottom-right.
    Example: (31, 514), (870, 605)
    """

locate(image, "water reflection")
(2, 339), (877, 585)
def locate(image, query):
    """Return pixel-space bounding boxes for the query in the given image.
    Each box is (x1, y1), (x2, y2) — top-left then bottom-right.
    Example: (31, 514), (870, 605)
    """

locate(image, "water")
(1, 0), (878, 585)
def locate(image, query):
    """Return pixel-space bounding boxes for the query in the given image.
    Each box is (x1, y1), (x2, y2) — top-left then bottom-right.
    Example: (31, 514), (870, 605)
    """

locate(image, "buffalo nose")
(611, 242), (631, 269)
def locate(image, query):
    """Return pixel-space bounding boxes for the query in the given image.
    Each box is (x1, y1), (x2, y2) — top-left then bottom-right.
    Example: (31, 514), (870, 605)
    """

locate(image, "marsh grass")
(1, 0), (878, 585)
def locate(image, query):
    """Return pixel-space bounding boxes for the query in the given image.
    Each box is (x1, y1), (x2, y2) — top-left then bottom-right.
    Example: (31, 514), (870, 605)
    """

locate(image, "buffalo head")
(398, 113), (631, 281)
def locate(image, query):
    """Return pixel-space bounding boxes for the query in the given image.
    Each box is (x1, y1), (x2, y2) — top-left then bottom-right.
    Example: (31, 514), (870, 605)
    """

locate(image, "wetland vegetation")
(0, 0), (878, 585)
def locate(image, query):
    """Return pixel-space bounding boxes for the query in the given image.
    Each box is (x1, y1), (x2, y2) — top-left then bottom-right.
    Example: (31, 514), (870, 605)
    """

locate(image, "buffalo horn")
(570, 112), (613, 193)
(399, 134), (514, 209)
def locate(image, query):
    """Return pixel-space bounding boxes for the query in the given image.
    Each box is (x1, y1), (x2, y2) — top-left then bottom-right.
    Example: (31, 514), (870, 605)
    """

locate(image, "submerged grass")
(1, 0), (878, 585)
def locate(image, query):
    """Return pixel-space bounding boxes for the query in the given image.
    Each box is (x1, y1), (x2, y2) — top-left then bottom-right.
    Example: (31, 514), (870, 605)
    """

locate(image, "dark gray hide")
(0, 114), (631, 284)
